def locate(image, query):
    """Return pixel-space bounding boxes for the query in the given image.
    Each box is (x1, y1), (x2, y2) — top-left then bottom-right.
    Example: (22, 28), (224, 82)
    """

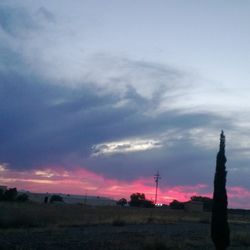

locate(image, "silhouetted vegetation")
(16, 193), (29, 202)
(50, 195), (63, 203)
(211, 131), (230, 250)
(0, 189), (4, 200)
(4, 188), (17, 201)
(117, 198), (127, 206)
(169, 200), (185, 209)
(0, 188), (18, 201)
(129, 193), (154, 208)
(0, 188), (29, 202)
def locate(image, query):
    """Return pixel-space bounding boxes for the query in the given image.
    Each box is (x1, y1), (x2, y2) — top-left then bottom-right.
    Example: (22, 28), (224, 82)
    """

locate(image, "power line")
(154, 170), (161, 204)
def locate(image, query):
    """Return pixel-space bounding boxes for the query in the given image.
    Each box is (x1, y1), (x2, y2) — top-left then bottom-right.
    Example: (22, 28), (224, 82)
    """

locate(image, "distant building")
(184, 201), (204, 212)
(23, 191), (116, 206)
(0, 185), (7, 191)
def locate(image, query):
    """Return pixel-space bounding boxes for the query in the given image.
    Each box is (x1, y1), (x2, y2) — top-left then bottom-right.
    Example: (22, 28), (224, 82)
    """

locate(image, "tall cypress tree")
(211, 131), (230, 250)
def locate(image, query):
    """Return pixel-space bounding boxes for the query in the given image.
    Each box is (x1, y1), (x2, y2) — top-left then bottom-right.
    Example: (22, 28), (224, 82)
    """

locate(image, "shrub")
(169, 200), (185, 209)
(50, 195), (63, 203)
(0, 189), (4, 201)
(16, 193), (29, 202)
(117, 198), (127, 206)
(129, 193), (154, 208)
(3, 188), (17, 201)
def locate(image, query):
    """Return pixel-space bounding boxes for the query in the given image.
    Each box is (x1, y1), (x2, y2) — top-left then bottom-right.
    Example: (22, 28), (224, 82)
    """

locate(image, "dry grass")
(1, 203), (250, 249)
(232, 232), (250, 247)
(143, 235), (213, 250)
(1, 202), (250, 229)
(0, 202), (215, 229)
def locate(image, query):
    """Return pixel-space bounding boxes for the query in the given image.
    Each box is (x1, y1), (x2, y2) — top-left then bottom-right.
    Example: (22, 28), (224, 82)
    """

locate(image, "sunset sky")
(1, 1), (250, 208)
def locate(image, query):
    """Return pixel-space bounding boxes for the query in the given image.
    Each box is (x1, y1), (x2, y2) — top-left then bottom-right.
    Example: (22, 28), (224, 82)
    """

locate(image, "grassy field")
(1, 202), (250, 249)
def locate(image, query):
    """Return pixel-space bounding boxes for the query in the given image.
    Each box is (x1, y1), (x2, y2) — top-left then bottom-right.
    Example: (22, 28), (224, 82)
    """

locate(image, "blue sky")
(1, 1), (250, 207)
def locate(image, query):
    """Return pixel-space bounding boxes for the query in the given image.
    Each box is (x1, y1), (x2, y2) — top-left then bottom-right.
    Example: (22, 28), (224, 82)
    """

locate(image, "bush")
(16, 193), (29, 202)
(129, 193), (154, 208)
(0, 189), (4, 201)
(169, 200), (185, 209)
(0, 188), (29, 202)
(50, 195), (63, 203)
(117, 198), (127, 206)
(3, 188), (17, 201)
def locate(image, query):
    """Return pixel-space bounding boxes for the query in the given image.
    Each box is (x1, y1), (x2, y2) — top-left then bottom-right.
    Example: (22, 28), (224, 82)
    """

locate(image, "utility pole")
(154, 171), (161, 204)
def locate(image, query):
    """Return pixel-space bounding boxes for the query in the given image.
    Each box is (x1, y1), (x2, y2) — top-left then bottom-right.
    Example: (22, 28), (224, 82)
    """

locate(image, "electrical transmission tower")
(154, 171), (161, 204)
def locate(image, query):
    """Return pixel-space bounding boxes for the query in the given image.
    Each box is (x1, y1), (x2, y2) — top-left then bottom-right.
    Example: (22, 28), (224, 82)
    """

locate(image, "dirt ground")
(1, 204), (250, 249)
(1, 222), (250, 250)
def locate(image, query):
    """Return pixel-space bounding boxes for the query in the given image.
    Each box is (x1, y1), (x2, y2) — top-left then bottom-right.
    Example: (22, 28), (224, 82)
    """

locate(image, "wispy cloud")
(92, 139), (162, 156)
(1, 164), (250, 208)
(1, 1), (250, 209)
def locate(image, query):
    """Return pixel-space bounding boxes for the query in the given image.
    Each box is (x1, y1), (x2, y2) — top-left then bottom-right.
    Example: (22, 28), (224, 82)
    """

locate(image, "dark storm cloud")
(0, 5), (34, 36)
(0, 68), (232, 188)
(1, 1), (246, 189)
(0, 4), (54, 38)
(0, 3), (54, 28)
(0, 72), (117, 168)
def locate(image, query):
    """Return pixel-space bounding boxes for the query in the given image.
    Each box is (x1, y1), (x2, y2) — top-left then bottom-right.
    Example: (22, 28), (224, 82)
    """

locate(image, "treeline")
(117, 194), (213, 210)
(117, 193), (154, 208)
(0, 188), (28, 202)
(0, 188), (64, 203)
(169, 196), (213, 211)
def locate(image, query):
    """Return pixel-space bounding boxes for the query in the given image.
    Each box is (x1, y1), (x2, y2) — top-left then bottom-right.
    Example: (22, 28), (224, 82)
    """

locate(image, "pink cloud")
(227, 186), (250, 208)
(1, 166), (250, 208)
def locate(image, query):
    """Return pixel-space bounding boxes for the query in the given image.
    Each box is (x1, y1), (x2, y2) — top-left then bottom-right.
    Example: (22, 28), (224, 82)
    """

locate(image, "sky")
(1, 0), (250, 208)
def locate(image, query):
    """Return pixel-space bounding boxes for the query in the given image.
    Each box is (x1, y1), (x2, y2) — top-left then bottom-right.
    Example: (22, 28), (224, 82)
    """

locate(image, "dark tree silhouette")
(16, 193), (29, 202)
(4, 188), (17, 201)
(50, 195), (63, 203)
(0, 189), (4, 201)
(117, 198), (127, 206)
(129, 193), (145, 207)
(129, 193), (154, 207)
(211, 131), (230, 250)
(169, 199), (185, 209)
